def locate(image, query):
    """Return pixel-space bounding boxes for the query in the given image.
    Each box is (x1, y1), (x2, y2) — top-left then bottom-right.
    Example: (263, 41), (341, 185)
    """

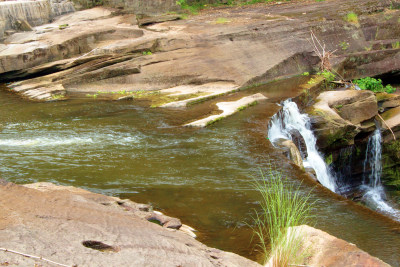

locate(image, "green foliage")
(318, 70), (335, 83)
(252, 169), (314, 265)
(237, 101), (258, 111)
(301, 72), (310, 76)
(353, 77), (396, 93)
(344, 12), (359, 24)
(307, 78), (317, 84)
(59, 24), (69, 30)
(392, 41), (400, 49)
(339, 41), (349, 51)
(142, 51), (153, 56)
(206, 116), (225, 126)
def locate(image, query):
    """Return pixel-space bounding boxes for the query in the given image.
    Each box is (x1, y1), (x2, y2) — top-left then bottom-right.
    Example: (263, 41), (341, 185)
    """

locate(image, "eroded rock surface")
(310, 90), (378, 149)
(1, 0), (399, 101)
(292, 225), (391, 267)
(0, 180), (261, 267)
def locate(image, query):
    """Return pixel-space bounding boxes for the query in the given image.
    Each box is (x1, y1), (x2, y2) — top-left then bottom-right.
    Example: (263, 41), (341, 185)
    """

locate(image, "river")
(1, 79), (399, 265)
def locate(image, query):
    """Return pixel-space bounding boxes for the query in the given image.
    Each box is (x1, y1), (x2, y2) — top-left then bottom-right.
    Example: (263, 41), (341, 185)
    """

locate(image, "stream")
(1, 80), (399, 265)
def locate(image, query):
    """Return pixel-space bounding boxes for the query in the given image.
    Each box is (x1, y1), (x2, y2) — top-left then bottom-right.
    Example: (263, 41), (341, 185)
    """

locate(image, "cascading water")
(361, 129), (400, 219)
(268, 100), (337, 192)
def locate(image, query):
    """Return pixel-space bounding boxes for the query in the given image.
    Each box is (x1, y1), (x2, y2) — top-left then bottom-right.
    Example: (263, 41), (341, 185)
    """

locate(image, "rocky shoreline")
(0, 180), (391, 266)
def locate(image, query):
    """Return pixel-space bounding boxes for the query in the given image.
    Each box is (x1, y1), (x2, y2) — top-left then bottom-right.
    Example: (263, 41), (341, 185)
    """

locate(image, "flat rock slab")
(160, 82), (239, 108)
(0, 181), (261, 267)
(185, 93), (267, 127)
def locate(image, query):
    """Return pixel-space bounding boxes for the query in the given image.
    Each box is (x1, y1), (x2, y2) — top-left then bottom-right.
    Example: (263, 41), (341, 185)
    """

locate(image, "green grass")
(252, 168), (314, 266)
(344, 12), (359, 24)
(237, 100), (258, 111)
(205, 116), (225, 126)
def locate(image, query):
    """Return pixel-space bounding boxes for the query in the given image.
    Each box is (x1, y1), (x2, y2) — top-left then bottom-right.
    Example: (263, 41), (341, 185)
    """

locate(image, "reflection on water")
(0, 80), (399, 265)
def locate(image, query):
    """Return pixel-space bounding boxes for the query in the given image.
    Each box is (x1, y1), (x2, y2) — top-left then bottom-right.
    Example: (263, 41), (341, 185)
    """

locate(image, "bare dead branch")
(0, 248), (76, 267)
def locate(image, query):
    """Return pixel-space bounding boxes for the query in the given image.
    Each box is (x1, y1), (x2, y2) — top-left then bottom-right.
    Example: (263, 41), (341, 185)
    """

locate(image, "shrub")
(252, 169), (314, 266)
(353, 77), (396, 93)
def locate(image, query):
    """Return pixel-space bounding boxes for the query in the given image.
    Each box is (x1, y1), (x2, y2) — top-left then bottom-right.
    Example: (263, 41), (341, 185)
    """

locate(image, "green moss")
(237, 101), (258, 111)
(206, 116), (225, 126)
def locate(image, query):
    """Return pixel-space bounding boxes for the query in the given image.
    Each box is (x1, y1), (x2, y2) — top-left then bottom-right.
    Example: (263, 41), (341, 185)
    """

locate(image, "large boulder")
(290, 225), (391, 267)
(309, 90), (378, 149)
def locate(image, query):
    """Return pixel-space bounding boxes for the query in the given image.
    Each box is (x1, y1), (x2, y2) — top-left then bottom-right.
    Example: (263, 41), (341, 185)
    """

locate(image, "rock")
(1, 0), (398, 102)
(380, 106), (400, 142)
(137, 14), (181, 26)
(185, 93), (267, 127)
(309, 90), (378, 149)
(289, 225), (391, 267)
(279, 139), (304, 168)
(376, 92), (400, 112)
(0, 181), (261, 267)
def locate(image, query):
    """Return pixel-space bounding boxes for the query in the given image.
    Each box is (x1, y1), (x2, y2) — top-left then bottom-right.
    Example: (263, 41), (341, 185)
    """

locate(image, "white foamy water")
(0, 137), (94, 147)
(362, 129), (400, 219)
(268, 100), (337, 192)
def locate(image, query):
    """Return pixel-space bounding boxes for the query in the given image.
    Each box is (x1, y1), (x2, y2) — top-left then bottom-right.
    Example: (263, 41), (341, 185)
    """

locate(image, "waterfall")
(268, 100), (337, 192)
(363, 129), (382, 188)
(361, 129), (400, 218)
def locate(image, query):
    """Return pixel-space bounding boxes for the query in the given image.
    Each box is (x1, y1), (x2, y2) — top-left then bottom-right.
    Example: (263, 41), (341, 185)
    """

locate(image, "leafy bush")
(353, 77), (396, 93)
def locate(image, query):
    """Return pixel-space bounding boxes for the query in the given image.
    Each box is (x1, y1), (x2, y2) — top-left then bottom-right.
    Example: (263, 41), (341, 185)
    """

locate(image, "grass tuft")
(252, 168), (314, 266)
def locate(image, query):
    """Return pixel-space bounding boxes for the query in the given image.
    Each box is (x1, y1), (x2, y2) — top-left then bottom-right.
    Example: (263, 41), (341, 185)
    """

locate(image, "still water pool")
(1, 79), (399, 265)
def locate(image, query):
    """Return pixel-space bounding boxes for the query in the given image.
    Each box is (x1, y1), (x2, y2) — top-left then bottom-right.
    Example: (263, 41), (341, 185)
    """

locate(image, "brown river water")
(1, 78), (399, 265)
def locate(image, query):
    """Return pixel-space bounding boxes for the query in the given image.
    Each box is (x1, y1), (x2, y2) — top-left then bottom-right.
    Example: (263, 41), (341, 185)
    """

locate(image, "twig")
(0, 248), (75, 267)
(377, 113), (397, 141)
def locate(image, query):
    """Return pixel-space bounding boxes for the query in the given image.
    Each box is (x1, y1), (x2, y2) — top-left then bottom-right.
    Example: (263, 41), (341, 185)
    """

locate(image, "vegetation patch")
(206, 116), (225, 126)
(344, 12), (359, 24)
(353, 77), (396, 93)
(237, 100), (258, 111)
(252, 169), (314, 265)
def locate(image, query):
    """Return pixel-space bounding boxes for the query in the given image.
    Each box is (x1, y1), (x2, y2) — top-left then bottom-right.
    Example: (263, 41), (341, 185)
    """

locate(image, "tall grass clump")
(252, 168), (314, 266)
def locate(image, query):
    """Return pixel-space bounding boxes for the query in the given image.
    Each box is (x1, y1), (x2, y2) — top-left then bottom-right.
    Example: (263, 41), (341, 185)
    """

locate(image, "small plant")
(339, 41), (349, 51)
(392, 41), (400, 49)
(142, 51), (152, 56)
(215, 17), (229, 24)
(237, 101), (258, 111)
(301, 72), (310, 76)
(86, 93), (98, 99)
(252, 169), (314, 266)
(318, 70), (336, 83)
(345, 12), (359, 24)
(334, 104), (343, 110)
(353, 77), (396, 93)
(206, 116), (225, 126)
(59, 24), (69, 30)
(307, 78), (317, 84)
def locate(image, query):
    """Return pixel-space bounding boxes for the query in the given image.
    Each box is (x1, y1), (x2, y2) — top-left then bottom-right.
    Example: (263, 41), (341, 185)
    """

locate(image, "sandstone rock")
(377, 92), (400, 111)
(1, 0), (398, 102)
(276, 139), (304, 168)
(380, 106), (400, 142)
(185, 93), (267, 127)
(291, 225), (391, 267)
(0, 181), (261, 267)
(309, 90), (378, 149)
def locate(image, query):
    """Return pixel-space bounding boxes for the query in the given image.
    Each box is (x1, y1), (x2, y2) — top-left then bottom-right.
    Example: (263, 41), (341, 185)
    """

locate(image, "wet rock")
(377, 92), (400, 112)
(280, 139), (304, 168)
(309, 90), (378, 150)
